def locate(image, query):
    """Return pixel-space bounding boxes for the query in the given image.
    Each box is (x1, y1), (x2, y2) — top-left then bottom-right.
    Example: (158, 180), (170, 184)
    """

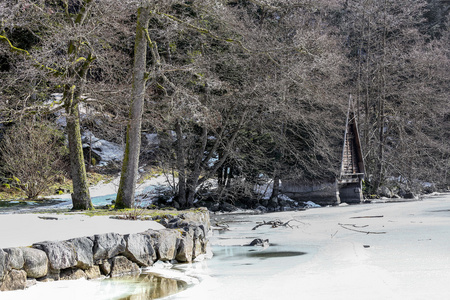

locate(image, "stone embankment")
(0, 208), (210, 291)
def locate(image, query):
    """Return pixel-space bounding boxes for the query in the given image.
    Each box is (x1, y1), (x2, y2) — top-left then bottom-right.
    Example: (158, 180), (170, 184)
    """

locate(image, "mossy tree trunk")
(63, 1), (95, 210)
(63, 51), (95, 210)
(115, 0), (152, 209)
(66, 100), (93, 210)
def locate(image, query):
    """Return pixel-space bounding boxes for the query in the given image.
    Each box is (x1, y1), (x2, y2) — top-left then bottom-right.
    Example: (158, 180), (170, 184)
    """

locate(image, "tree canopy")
(0, 0), (448, 207)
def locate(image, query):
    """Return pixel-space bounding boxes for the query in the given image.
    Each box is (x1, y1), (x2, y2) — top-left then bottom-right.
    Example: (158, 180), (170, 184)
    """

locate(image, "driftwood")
(214, 222), (230, 231)
(350, 215), (384, 219)
(252, 219), (303, 230)
(338, 223), (386, 234)
(38, 216), (58, 220)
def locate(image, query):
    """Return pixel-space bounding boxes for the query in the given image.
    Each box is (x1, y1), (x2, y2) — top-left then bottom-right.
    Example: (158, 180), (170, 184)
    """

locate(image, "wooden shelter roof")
(339, 96), (365, 183)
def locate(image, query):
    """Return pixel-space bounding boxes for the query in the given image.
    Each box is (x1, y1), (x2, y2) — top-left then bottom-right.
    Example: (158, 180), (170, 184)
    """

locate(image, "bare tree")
(1, 1), (136, 209)
(342, 0), (449, 193)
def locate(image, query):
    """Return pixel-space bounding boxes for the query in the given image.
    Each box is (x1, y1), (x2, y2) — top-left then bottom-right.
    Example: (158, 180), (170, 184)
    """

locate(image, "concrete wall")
(281, 180), (339, 206)
(338, 182), (363, 204)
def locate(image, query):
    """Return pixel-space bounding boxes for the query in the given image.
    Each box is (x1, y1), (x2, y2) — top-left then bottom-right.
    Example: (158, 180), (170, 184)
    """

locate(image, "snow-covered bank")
(172, 193), (450, 300)
(0, 214), (165, 249)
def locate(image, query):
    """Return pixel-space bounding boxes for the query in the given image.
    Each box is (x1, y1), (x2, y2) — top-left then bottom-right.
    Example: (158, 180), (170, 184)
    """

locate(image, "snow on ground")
(0, 175), (172, 248)
(0, 214), (165, 249)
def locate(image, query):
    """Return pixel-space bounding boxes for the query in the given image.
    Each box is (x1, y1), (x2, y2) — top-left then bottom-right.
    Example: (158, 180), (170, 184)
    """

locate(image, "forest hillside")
(0, 0), (448, 208)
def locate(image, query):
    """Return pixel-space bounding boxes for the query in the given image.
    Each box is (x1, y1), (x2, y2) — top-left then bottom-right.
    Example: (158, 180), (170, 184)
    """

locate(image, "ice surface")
(172, 194), (450, 300)
(2, 192), (450, 300)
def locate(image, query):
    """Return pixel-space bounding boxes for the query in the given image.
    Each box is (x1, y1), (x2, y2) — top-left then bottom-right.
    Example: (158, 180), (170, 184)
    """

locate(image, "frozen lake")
(172, 193), (450, 300)
(2, 193), (449, 299)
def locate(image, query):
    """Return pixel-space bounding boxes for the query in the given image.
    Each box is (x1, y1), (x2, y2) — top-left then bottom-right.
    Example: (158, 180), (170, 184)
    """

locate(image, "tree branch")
(0, 35), (63, 76)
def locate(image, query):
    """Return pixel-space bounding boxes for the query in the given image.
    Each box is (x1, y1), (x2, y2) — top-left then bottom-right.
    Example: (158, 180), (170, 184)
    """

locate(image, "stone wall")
(0, 208), (210, 292)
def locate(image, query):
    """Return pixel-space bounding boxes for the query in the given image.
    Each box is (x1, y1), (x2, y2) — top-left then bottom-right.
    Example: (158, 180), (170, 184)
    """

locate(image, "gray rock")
(256, 205), (268, 213)
(33, 241), (77, 270)
(60, 268), (87, 280)
(0, 249), (7, 280)
(4, 248), (24, 270)
(99, 259), (111, 276)
(68, 237), (94, 269)
(220, 202), (237, 212)
(210, 203), (220, 212)
(403, 192), (415, 199)
(377, 186), (393, 198)
(110, 256), (140, 277)
(123, 233), (157, 267)
(22, 247), (48, 278)
(43, 268), (60, 281)
(249, 238), (269, 247)
(0, 269), (27, 291)
(84, 265), (101, 279)
(26, 278), (37, 288)
(193, 226), (207, 258)
(148, 229), (181, 261)
(93, 233), (126, 262)
(176, 228), (194, 263)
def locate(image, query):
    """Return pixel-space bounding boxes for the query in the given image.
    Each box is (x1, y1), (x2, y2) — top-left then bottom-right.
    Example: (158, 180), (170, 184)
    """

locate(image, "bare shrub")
(0, 120), (67, 200)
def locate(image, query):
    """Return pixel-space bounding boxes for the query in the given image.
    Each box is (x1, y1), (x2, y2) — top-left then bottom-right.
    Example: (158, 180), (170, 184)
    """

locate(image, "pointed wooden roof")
(339, 96), (365, 182)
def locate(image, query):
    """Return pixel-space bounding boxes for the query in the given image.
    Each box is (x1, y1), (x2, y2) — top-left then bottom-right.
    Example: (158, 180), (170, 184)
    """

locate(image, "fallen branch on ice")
(338, 223), (386, 234)
(350, 215), (384, 219)
(252, 219), (303, 230)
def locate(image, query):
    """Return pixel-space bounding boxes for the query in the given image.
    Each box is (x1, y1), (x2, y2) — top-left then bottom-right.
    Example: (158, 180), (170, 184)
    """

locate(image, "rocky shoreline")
(0, 208), (210, 292)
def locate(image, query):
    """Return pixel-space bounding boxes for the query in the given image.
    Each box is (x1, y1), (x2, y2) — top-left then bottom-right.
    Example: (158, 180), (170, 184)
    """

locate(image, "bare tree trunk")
(269, 169), (280, 209)
(364, 14), (371, 152)
(375, 0), (387, 191)
(186, 126), (208, 206)
(115, 0), (151, 208)
(175, 120), (187, 207)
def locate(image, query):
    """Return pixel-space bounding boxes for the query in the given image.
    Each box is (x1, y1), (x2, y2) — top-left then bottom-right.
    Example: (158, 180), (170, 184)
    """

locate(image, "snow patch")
(303, 201), (321, 208)
(82, 130), (123, 166)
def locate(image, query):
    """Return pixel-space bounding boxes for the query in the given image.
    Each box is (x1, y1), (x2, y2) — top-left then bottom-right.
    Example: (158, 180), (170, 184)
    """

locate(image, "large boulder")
(123, 233), (157, 267)
(22, 247), (48, 279)
(33, 241), (77, 270)
(176, 228), (194, 263)
(110, 256), (140, 277)
(4, 248), (24, 270)
(147, 229), (180, 261)
(68, 237), (94, 269)
(93, 233), (126, 262)
(175, 222), (207, 259)
(0, 269), (27, 291)
(0, 249), (7, 280)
